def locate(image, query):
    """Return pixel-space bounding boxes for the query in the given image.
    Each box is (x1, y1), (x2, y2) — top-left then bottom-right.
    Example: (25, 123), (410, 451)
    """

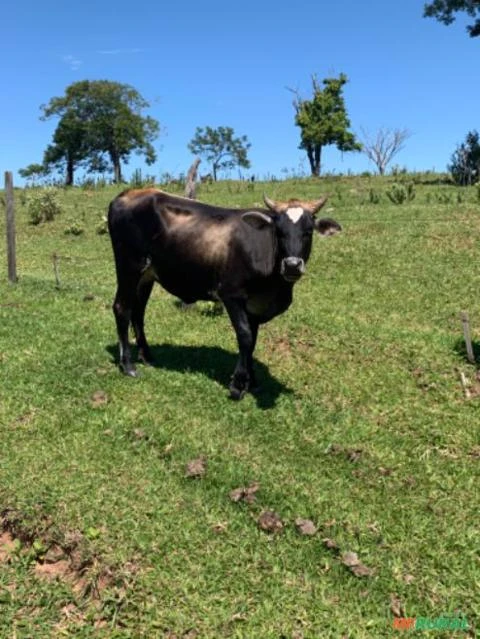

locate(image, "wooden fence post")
(184, 158), (201, 200)
(5, 171), (17, 283)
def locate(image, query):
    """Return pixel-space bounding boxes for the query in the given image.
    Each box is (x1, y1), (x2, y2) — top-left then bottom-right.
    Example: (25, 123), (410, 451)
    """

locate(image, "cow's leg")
(224, 300), (259, 400)
(246, 315), (260, 393)
(132, 278), (154, 365)
(112, 255), (147, 376)
(113, 281), (137, 376)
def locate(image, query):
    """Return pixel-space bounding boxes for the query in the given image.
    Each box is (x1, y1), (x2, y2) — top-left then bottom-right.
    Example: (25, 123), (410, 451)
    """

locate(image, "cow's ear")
(241, 211), (274, 230)
(315, 218), (342, 236)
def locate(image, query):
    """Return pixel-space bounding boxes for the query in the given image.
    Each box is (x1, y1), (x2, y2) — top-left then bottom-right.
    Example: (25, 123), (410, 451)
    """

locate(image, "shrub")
(369, 188), (381, 204)
(386, 182), (415, 205)
(26, 187), (62, 225)
(96, 216), (108, 235)
(19, 190), (27, 207)
(435, 191), (452, 204)
(64, 222), (84, 236)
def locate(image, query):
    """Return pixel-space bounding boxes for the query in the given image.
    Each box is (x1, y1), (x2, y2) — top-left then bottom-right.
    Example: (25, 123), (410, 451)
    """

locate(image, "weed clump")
(64, 222), (84, 236)
(27, 187), (62, 224)
(386, 182), (415, 205)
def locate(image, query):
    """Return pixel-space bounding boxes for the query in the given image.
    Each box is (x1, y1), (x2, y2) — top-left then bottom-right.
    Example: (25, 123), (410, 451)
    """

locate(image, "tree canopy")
(424, 0), (480, 36)
(187, 126), (251, 181)
(290, 73), (361, 176)
(449, 130), (480, 184)
(18, 163), (49, 184)
(37, 80), (160, 184)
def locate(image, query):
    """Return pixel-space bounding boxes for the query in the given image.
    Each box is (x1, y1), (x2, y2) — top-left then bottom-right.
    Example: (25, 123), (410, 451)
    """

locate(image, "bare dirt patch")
(0, 531), (17, 563)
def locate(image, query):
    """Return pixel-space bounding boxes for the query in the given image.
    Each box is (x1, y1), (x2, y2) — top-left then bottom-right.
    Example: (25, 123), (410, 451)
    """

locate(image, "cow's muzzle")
(281, 257), (305, 282)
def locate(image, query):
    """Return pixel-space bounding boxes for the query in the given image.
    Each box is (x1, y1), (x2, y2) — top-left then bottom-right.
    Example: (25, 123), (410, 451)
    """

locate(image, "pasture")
(0, 175), (478, 637)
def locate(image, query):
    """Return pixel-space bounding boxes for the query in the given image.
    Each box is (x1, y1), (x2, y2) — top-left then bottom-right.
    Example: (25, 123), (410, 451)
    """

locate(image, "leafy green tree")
(42, 110), (90, 185)
(188, 126), (251, 181)
(449, 130), (480, 185)
(40, 80), (160, 184)
(424, 1), (480, 36)
(18, 163), (50, 184)
(290, 74), (361, 176)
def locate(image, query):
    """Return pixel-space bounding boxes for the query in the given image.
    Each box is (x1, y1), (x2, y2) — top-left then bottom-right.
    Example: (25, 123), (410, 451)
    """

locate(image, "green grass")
(0, 175), (479, 638)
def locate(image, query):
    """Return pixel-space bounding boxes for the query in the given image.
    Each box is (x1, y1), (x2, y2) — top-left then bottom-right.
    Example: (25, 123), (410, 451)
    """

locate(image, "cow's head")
(242, 195), (340, 283)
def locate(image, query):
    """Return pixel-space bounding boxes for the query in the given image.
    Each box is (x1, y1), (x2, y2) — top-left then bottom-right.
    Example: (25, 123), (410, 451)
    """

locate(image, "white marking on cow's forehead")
(285, 207), (304, 224)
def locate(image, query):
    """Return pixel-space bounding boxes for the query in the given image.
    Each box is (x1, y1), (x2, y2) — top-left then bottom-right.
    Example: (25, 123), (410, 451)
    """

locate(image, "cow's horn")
(263, 194), (278, 211)
(309, 196), (328, 215)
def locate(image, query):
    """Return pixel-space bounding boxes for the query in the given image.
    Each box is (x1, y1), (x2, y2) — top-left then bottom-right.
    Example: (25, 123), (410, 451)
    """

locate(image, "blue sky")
(1, 0), (478, 184)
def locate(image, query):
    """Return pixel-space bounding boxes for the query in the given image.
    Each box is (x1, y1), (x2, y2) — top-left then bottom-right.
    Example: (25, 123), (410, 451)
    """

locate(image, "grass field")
(0, 175), (479, 638)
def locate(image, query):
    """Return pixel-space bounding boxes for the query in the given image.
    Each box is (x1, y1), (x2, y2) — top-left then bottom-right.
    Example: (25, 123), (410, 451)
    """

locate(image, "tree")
(424, 1), (480, 36)
(359, 127), (412, 175)
(18, 163), (49, 182)
(42, 109), (91, 185)
(188, 126), (251, 181)
(40, 80), (160, 184)
(290, 73), (361, 177)
(449, 130), (480, 184)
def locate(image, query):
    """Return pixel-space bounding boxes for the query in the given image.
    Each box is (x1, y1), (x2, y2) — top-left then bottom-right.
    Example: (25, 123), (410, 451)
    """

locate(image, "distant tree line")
(20, 74), (365, 185)
(23, 70), (476, 186)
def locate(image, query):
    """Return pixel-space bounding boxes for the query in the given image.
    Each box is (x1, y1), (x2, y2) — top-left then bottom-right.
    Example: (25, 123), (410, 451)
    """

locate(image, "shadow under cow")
(106, 343), (292, 409)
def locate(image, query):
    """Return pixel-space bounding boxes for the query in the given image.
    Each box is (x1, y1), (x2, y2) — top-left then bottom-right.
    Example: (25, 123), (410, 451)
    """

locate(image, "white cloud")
(62, 54), (82, 71)
(97, 47), (145, 55)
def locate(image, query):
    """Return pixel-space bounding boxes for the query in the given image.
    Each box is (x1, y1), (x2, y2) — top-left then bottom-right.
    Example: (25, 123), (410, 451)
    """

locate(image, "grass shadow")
(172, 299), (225, 317)
(106, 343), (292, 409)
(453, 338), (480, 367)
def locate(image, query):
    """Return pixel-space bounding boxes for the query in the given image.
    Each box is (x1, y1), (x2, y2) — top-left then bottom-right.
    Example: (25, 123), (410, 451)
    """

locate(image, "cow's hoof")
(138, 347), (154, 366)
(121, 365), (138, 377)
(229, 385), (246, 401)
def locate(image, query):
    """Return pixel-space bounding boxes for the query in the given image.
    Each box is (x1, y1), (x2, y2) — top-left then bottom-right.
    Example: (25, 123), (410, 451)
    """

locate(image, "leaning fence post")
(184, 158), (201, 200)
(5, 171), (17, 283)
(460, 311), (475, 364)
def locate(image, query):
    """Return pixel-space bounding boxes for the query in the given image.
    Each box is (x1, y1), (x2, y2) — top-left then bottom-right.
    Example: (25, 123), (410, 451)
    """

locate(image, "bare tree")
(359, 127), (412, 175)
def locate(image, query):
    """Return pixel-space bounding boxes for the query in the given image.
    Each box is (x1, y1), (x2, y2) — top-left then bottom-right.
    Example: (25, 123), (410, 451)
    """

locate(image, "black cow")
(108, 189), (341, 399)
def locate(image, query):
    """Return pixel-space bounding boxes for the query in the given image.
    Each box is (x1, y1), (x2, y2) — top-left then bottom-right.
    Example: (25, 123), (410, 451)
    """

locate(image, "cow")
(107, 189), (341, 400)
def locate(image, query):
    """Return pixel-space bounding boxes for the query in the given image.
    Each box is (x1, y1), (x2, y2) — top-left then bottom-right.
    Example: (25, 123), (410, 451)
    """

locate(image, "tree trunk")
(212, 163), (217, 182)
(65, 156), (74, 186)
(111, 150), (123, 183)
(306, 146), (315, 175)
(314, 145), (321, 175)
(114, 161), (123, 184)
(306, 144), (322, 176)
